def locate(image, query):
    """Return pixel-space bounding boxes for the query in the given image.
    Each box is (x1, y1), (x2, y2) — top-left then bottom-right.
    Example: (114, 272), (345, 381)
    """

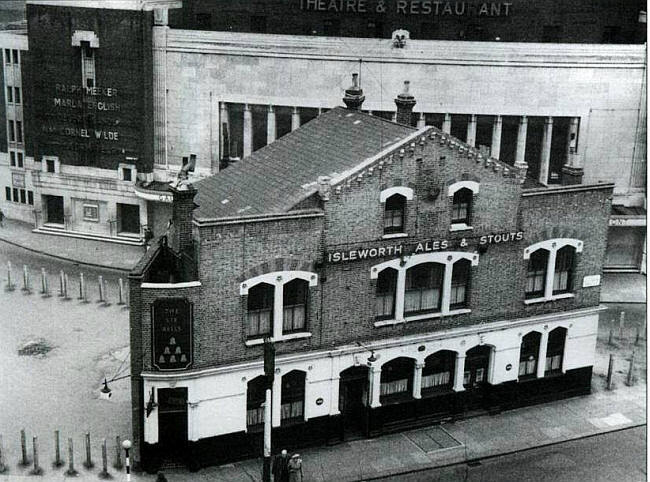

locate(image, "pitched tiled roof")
(194, 107), (416, 221)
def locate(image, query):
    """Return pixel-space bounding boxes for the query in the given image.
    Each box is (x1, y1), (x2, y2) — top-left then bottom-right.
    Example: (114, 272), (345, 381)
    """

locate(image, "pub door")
(339, 366), (369, 439)
(463, 346), (492, 412)
(157, 388), (188, 463)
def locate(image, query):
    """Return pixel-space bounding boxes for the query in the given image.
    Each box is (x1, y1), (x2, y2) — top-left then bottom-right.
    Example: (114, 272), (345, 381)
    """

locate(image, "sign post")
(263, 338), (275, 482)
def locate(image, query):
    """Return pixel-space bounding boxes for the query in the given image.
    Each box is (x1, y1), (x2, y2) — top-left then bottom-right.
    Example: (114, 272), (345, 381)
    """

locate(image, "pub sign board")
(152, 298), (193, 371)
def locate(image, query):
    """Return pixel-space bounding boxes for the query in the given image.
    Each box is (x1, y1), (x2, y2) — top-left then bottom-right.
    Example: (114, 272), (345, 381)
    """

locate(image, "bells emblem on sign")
(159, 336), (186, 366)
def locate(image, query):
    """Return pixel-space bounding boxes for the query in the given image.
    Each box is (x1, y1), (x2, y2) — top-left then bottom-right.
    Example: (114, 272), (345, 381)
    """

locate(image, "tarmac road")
(375, 425), (647, 482)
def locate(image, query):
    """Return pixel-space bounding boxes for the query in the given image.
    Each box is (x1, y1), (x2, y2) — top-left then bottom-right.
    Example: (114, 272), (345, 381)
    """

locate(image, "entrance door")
(339, 366), (369, 438)
(45, 195), (64, 225)
(157, 388), (188, 461)
(463, 346), (491, 411)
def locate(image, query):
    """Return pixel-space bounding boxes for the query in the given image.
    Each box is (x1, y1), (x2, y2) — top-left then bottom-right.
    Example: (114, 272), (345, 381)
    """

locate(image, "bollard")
(22, 265), (29, 292)
(78, 273), (84, 300)
(83, 432), (93, 469)
(608, 329), (613, 346)
(619, 312), (625, 340)
(53, 430), (63, 467)
(64, 274), (70, 300)
(20, 429), (29, 466)
(118, 278), (124, 305)
(99, 439), (110, 479)
(103, 277), (109, 304)
(98, 275), (104, 303)
(626, 351), (636, 386)
(606, 354), (614, 390)
(6, 261), (14, 291)
(65, 438), (77, 476)
(30, 436), (42, 475)
(40, 268), (49, 296)
(0, 434), (6, 473)
(113, 436), (123, 470)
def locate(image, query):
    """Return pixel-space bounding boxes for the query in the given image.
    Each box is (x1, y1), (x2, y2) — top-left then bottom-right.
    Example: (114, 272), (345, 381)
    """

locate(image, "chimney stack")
(394, 80), (416, 126)
(169, 183), (198, 255)
(342, 73), (365, 111)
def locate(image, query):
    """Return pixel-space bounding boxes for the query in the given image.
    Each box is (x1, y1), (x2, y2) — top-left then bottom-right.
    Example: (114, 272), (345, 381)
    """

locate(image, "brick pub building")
(129, 81), (613, 471)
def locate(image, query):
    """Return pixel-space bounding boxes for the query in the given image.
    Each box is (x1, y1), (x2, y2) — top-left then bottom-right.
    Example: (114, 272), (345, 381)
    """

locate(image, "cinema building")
(128, 88), (613, 470)
(0, 0), (644, 268)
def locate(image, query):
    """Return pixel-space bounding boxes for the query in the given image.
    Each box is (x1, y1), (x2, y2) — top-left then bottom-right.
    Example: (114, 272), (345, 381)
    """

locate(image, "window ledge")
(382, 232), (409, 239)
(374, 308), (471, 327)
(245, 332), (312, 346)
(524, 293), (575, 305)
(450, 223), (473, 232)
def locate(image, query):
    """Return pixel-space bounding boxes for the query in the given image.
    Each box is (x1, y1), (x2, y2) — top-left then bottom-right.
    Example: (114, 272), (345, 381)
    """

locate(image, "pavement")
(0, 219), (143, 272)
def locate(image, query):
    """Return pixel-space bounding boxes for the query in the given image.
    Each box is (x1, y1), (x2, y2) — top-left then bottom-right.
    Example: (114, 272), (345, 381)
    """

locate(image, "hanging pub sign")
(326, 231), (524, 264)
(152, 298), (193, 371)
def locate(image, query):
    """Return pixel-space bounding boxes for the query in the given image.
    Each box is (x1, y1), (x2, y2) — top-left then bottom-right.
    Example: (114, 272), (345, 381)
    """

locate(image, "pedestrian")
(272, 449), (290, 482)
(155, 471), (168, 482)
(0, 208), (4, 227)
(287, 453), (303, 482)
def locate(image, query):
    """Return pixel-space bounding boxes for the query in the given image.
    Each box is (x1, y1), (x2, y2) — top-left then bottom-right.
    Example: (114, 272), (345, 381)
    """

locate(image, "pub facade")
(129, 85), (613, 471)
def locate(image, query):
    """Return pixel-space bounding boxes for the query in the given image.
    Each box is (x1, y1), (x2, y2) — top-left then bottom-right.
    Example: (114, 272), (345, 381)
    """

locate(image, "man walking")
(272, 449), (290, 482)
(0, 208), (4, 227)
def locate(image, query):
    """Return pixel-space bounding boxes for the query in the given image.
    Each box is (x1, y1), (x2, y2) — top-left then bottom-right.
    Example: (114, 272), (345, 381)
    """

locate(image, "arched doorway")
(338, 366), (369, 438)
(463, 345), (492, 412)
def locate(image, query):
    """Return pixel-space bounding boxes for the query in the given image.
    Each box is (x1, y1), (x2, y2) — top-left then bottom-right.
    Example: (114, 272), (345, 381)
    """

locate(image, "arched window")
(450, 259), (471, 309)
(545, 327), (567, 374)
(404, 263), (444, 315)
(422, 350), (455, 392)
(526, 249), (548, 299)
(384, 194), (406, 234)
(376, 268), (397, 319)
(246, 375), (268, 430)
(281, 370), (305, 424)
(553, 246), (575, 294)
(247, 283), (274, 337)
(451, 187), (473, 225)
(283, 279), (308, 333)
(380, 357), (414, 402)
(519, 332), (541, 379)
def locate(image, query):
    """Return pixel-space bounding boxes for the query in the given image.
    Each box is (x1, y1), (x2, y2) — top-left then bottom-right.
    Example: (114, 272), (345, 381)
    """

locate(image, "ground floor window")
(545, 327), (567, 374)
(422, 350), (455, 392)
(380, 357), (413, 402)
(281, 370), (305, 424)
(519, 331), (541, 378)
(246, 375), (267, 430)
(464, 345), (491, 389)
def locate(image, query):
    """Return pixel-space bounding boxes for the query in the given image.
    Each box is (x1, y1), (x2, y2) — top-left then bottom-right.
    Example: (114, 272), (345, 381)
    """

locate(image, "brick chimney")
(394, 80), (416, 126)
(169, 183), (198, 255)
(342, 73), (365, 110)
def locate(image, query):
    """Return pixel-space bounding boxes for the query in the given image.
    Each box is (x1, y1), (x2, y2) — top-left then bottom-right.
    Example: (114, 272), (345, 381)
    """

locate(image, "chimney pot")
(343, 73), (365, 110)
(394, 80), (417, 126)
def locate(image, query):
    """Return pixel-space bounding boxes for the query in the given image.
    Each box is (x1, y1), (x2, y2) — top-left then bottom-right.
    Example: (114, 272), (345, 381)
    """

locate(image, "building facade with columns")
(0, 0), (643, 269)
(128, 93), (614, 471)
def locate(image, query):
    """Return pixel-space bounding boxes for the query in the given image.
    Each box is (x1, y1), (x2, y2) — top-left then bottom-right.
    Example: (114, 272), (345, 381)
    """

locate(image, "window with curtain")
(450, 259), (470, 308)
(545, 327), (567, 374)
(376, 268), (397, 319)
(519, 332), (541, 378)
(247, 283), (273, 337)
(451, 188), (473, 225)
(281, 371), (305, 423)
(380, 358), (413, 400)
(246, 376), (267, 429)
(404, 263), (443, 315)
(422, 351), (455, 391)
(283, 279), (307, 332)
(553, 246), (575, 294)
(525, 249), (548, 298)
(384, 194), (406, 234)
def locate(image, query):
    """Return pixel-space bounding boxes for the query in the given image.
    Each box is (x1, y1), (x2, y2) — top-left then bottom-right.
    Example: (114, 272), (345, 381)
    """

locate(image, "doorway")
(463, 346), (492, 412)
(117, 203), (140, 235)
(44, 195), (64, 225)
(157, 387), (188, 462)
(339, 366), (369, 438)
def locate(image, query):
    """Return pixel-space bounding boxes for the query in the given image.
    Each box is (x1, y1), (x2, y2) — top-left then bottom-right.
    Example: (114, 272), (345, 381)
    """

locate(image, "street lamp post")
(262, 338), (275, 482)
(121, 439), (132, 481)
